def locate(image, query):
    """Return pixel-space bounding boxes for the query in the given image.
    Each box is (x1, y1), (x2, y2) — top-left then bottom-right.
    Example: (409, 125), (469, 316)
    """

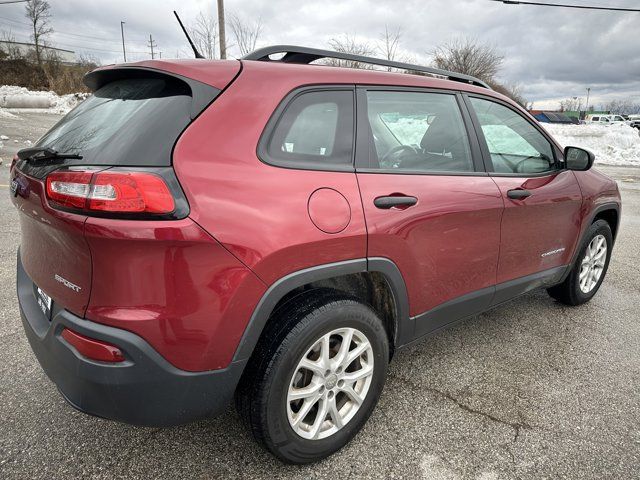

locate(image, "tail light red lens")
(46, 169), (175, 215)
(61, 328), (125, 363)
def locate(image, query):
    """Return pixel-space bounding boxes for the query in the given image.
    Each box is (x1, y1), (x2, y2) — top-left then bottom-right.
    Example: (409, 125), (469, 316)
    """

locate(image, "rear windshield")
(35, 77), (193, 166)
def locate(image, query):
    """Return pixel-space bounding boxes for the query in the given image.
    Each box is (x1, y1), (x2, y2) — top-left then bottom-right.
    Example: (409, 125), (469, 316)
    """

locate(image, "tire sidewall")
(570, 220), (613, 303)
(263, 301), (388, 463)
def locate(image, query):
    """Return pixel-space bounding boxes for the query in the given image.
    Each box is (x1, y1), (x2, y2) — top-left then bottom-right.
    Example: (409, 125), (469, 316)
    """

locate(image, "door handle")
(507, 189), (532, 200)
(374, 195), (418, 209)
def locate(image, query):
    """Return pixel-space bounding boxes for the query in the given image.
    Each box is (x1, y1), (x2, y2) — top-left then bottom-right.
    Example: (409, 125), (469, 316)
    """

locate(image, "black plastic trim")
(243, 45), (491, 89)
(232, 257), (414, 361)
(407, 265), (568, 345)
(17, 251), (243, 427)
(558, 202), (621, 283)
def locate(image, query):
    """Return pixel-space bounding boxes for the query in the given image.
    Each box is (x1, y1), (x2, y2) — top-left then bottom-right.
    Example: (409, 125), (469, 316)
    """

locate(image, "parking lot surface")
(1, 113), (638, 479)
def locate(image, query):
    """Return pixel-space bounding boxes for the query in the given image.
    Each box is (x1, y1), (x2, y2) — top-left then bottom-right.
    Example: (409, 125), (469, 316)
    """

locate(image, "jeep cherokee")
(12, 46), (621, 464)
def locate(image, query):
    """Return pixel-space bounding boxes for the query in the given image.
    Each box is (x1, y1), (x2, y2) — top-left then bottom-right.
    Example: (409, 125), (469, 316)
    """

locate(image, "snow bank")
(543, 123), (640, 167)
(0, 85), (88, 114)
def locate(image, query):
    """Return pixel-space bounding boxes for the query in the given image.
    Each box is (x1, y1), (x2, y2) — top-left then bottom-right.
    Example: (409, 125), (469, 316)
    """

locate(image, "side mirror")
(564, 146), (595, 171)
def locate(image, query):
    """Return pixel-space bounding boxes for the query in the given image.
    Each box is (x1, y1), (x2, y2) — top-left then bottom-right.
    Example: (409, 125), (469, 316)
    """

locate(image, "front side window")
(264, 90), (354, 169)
(470, 97), (556, 174)
(362, 91), (473, 172)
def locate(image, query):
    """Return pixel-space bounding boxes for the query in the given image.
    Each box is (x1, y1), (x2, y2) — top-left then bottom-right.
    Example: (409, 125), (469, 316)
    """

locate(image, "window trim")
(462, 93), (565, 178)
(354, 85), (486, 176)
(257, 85), (356, 172)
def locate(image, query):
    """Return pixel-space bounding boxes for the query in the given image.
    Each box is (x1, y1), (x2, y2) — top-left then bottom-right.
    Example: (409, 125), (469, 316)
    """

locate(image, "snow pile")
(0, 85), (88, 114)
(543, 123), (640, 167)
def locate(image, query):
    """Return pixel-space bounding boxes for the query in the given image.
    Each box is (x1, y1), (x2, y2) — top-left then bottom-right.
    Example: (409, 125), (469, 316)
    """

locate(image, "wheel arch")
(559, 201), (620, 283)
(231, 258), (411, 364)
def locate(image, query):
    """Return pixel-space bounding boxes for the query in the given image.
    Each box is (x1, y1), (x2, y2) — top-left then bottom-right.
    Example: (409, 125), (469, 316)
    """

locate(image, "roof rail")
(242, 45), (491, 89)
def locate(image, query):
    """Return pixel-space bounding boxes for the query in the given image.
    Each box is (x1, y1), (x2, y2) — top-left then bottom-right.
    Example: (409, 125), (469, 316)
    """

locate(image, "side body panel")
(491, 171), (583, 284)
(356, 174), (503, 318)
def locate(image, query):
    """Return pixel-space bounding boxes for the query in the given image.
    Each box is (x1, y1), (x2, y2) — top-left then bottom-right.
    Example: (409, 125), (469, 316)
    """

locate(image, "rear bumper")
(17, 252), (245, 427)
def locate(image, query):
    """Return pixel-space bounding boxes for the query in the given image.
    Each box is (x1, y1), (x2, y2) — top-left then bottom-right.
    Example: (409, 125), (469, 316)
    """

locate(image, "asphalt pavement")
(0, 112), (638, 479)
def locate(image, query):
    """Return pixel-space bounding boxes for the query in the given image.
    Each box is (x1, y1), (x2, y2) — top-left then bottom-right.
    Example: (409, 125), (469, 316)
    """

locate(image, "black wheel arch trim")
(559, 201), (620, 283)
(232, 257), (412, 363)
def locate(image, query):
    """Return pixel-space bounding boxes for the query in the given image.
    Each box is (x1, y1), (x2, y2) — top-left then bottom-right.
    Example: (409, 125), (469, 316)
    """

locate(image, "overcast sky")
(1, 0), (638, 109)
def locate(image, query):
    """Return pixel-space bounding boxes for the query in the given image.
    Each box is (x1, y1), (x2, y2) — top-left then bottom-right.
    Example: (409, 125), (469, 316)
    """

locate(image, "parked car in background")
(626, 114), (640, 130)
(586, 114), (632, 126)
(11, 45), (622, 464)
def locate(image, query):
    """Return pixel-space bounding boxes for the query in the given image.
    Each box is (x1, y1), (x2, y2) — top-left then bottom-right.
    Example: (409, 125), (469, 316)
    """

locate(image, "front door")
(355, 88), (504, 338)
(466, 95), (583, 290)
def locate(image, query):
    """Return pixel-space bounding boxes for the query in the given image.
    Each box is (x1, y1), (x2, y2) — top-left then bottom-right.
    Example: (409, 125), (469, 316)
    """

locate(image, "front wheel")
(547, 219), (613, 305)
(235, 289), (389, 464)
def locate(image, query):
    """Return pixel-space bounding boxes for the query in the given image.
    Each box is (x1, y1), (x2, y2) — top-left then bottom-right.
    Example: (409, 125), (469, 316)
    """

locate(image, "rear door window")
(261, 89), (354, 170)
(361, 90), (473, 172)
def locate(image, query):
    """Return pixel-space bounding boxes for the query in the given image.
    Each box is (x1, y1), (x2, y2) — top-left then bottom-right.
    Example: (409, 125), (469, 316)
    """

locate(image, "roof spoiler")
(243, 45), (491, 89)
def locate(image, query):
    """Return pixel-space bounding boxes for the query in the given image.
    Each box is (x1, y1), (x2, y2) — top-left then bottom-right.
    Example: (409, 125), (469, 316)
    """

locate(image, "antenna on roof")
(173, 11), (205, 59)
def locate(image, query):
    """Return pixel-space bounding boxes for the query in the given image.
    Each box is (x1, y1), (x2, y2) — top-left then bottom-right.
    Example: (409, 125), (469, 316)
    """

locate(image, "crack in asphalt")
(389, 373), (534, 443)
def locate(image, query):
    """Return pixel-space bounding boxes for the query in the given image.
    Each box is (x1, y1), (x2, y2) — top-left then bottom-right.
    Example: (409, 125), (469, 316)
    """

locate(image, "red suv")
(12, 46), (621, 463)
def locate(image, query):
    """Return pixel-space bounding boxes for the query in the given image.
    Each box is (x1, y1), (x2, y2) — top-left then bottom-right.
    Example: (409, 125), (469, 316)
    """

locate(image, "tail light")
(45, 168), (186, 219)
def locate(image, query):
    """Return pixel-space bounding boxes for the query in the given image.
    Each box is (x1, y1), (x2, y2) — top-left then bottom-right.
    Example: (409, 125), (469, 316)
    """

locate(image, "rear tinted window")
(35, 77), (193, 166)
(261, 89), (354, 170)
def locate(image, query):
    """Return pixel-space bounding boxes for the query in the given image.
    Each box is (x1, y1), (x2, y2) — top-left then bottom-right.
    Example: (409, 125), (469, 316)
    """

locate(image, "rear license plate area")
(34, 284), (52, 321)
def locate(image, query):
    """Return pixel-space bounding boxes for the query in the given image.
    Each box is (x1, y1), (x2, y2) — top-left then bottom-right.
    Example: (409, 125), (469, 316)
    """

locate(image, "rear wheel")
(235, 289), (389, 464)
(547, 219), (613, 305)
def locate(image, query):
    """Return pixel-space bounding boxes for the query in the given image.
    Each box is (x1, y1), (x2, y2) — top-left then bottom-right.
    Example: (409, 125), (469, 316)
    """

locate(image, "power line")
(2, 30), (148, 54)
(492, 1), (640, 12)
(0, 15), (148, 42)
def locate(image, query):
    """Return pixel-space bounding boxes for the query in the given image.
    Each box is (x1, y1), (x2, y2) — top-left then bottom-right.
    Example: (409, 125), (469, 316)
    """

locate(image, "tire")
(234, 288), (389, 464)
(547, 219), (613, 306)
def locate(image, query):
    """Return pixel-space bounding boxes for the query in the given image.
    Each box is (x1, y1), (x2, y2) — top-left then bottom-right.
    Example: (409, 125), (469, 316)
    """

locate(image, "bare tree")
(326, 34), (376, 69)
(228, 14), (263, 56)
(0, 30), (22, 60)
(601, 99), (640, 115)
(25, 0), (53, 69)
(432, 37), (528, 107)
(190, 11), (217, 59)
(558, 97), (584, 112)
(379, 26), (401, 64)
(490, 82), (529, 109)
(432, 37), (503, 83)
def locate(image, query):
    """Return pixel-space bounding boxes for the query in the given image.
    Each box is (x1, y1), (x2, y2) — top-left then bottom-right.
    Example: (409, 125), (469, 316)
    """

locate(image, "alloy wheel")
(579, 234), (607, 293)
(286, 327), (374, 440)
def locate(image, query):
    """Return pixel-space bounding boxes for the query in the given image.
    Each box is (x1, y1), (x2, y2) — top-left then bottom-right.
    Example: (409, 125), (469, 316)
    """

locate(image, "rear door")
(465, 95), (583, 290)
(355, 88), (504, 338)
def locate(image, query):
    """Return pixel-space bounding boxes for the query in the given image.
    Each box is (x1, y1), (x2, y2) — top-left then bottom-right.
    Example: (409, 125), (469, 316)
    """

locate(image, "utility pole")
(148, 34), (157, 60)
(585, 87), (591, 113)
(217, 0), (226, 59)
(120, 21), (126, 62)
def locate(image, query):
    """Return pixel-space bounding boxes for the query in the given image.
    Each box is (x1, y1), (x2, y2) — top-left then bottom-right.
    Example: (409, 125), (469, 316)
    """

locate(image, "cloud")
(0, 0), (638, 108)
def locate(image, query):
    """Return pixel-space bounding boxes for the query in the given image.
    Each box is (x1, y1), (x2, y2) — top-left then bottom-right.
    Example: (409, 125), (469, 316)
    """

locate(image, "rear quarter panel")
(172, 65), (368, 285)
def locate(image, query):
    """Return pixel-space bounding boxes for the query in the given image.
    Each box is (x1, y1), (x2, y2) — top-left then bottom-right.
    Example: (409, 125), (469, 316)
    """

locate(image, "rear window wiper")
(17, 147), (83, 163)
